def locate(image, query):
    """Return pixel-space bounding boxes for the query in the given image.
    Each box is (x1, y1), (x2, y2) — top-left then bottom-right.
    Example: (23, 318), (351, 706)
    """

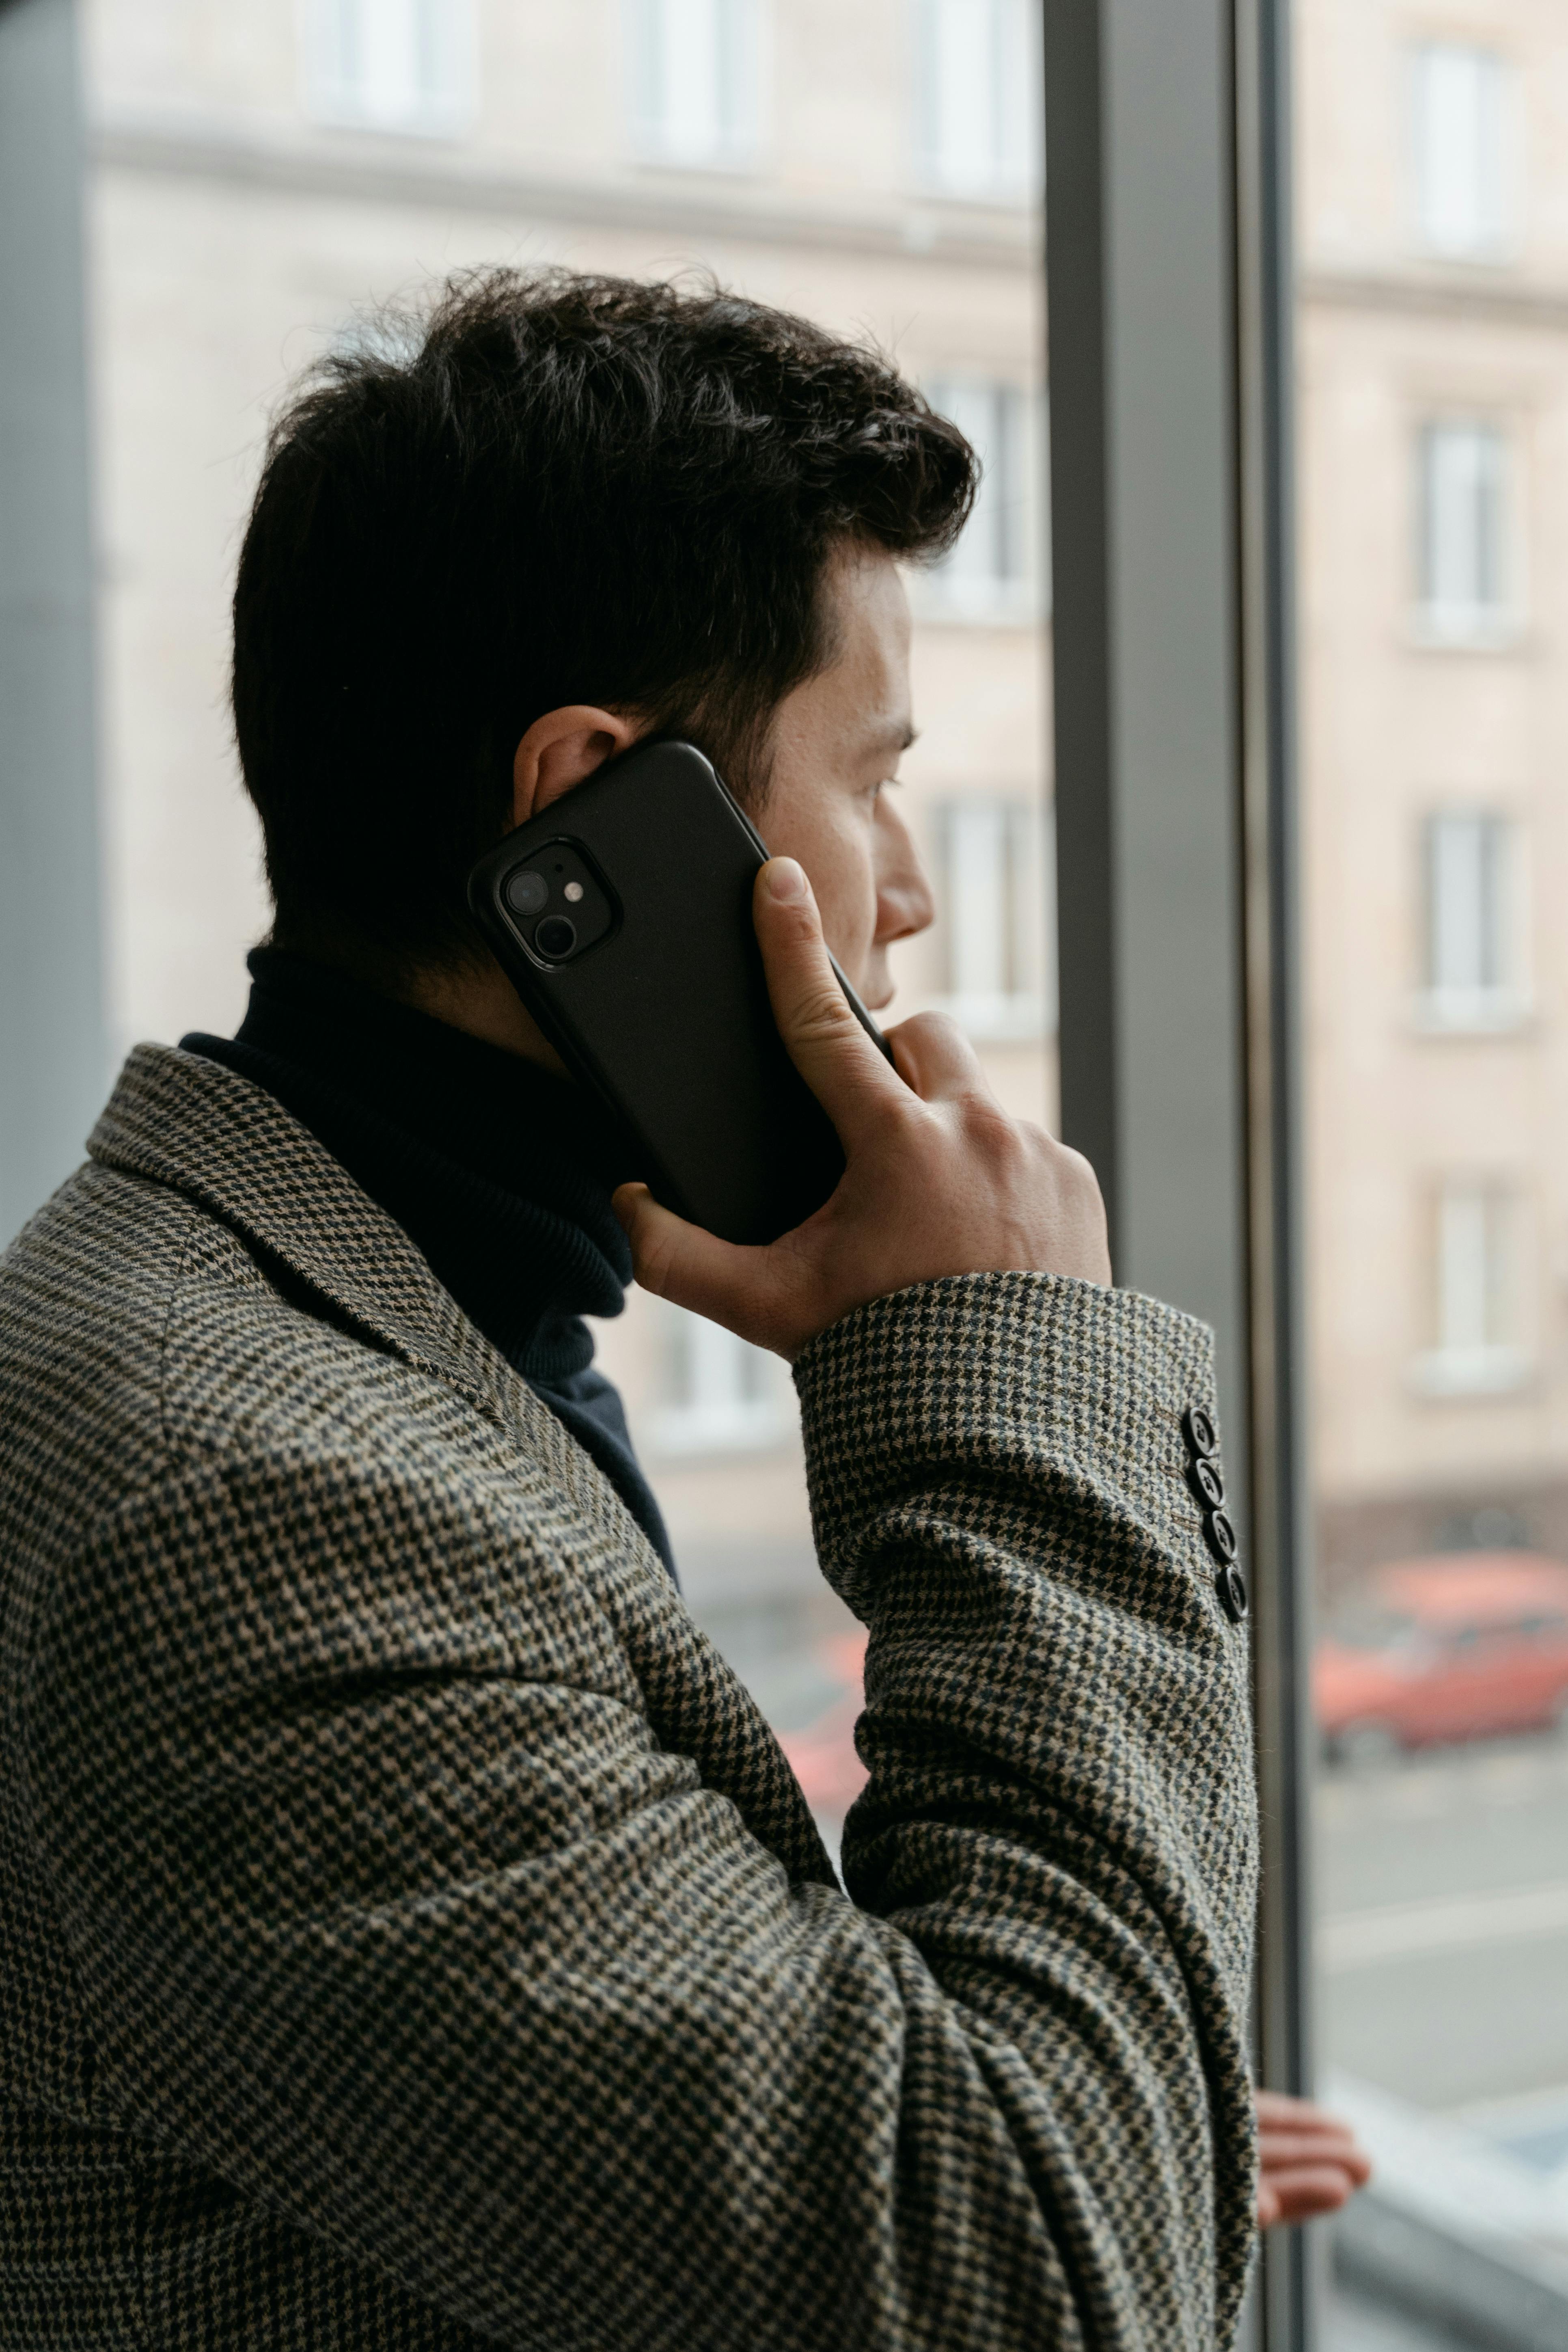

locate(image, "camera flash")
(563, 881), (584, 903)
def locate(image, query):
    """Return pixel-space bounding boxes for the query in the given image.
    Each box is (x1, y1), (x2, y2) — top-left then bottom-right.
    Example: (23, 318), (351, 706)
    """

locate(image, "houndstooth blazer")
(0, 1044), (1259, 2350)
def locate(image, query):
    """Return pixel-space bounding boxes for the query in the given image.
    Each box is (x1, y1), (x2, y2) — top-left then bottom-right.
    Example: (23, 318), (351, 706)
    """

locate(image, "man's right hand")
(613, 856), (1111, 1359)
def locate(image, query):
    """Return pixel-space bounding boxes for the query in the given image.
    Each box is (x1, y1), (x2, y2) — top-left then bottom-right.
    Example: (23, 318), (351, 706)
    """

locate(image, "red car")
(1314, 1552), (1568, 1761)
(766, 1630), (868, 1820)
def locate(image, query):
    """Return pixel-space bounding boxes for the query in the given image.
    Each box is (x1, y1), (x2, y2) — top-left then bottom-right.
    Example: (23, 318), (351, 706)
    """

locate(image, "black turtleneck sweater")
(184, 949), (675, 1582)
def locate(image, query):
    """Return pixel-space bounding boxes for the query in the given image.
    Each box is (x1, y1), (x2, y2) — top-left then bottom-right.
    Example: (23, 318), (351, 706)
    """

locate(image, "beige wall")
(1298, 0), (1568, 1581)
(88, 0), (1568, 1606)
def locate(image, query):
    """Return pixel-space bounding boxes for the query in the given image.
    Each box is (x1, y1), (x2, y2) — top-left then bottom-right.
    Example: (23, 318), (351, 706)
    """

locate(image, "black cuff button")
(1183, 1404), (1218, 1459)
(1188, 1456), (1225, 1510)
(1204, 1508), (1238, 1564)
(1216, 1562), (1249, 1623)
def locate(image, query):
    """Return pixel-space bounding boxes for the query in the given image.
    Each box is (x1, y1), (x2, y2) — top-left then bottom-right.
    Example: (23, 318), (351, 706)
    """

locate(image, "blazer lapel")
(88, 1044), (835, 1885)
(88, 1043), (523, 1432)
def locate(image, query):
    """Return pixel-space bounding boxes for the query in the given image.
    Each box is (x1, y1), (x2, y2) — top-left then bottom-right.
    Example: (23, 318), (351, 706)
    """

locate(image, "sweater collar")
(181, 949), (634, 1376)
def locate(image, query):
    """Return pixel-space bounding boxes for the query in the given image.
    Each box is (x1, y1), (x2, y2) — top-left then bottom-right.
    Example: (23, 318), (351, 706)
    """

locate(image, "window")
(1416, 420), (1512, 643)
(628, 0), (760, 171)
(1413, 1180), (1527, 1396)
(1419, 811), (1525, 1030)
(1413, 44), (1511, 260)
(934, 798), (1051, 1040)
(305, 0), (474, 137)
(924, 379), (1044, 618)
(912, 0), (1038, 201)
(650, 1307), (789, 1454)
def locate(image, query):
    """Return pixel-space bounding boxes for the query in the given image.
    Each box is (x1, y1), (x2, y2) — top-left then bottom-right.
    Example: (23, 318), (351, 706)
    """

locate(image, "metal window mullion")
(1043, 0), (1314, 2344)
(0, 0), (106, 1247)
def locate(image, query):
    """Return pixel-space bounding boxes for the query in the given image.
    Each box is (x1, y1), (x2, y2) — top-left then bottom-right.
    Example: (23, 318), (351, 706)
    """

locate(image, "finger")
(753, 861), (906, 1143)
(1260, 2126), (1363, 2154)
(884, 1009), (990, 1103)
(1255, 2090), (1324, 2128)
(1260, 2166), (1363, 2224)
(1255, 2091), (1362, 2140)
(1260, 2146), (1369, 2194)
(613, 1183), (788, 1345)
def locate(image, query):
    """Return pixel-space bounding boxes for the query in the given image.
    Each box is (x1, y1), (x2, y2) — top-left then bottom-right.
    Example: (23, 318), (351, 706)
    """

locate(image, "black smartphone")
(467, 740), (889, 1245)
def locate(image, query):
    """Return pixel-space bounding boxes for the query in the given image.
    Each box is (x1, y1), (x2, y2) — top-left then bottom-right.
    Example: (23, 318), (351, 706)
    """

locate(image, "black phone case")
(468, 741), (884, 1245)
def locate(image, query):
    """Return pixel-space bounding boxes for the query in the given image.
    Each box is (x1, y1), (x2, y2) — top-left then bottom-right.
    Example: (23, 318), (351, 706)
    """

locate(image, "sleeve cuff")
(793, 1269), (1231, 1620)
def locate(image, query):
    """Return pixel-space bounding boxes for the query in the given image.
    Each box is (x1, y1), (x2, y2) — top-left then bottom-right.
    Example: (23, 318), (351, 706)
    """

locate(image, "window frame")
(1414, 414), (1519, 648)
(919, 376), (1050, 623)
(1043, 2), (1313, 2343)
(930, 794), (1054, 1041)
(1413, 1176), (1530, 1400)
(649, 1302), (793, 1458)
(1417, 807), (1529, 1033)
(301, 0), (477, 140)
(625, 0), (765, 175)
(1410, 39), (1514, 265)
(912, 0), (1041, 202)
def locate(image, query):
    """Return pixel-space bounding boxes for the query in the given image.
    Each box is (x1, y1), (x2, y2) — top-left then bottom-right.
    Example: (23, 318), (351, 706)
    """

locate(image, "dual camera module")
(501, 844), (615, 967)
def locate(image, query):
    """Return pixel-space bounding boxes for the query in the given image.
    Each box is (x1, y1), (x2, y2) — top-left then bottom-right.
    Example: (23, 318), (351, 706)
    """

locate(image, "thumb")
(613, 1183), (792, 1349)
(753, 859), (904, 1146)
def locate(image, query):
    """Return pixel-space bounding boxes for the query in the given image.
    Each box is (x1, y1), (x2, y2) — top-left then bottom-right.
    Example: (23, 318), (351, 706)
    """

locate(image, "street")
(1317, 1731), (1568, 2108)
(1318, 1731), (1568, 2350)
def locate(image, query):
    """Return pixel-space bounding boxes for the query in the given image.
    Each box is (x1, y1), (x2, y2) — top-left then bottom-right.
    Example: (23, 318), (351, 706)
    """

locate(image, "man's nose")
(875, 802), (937, 945)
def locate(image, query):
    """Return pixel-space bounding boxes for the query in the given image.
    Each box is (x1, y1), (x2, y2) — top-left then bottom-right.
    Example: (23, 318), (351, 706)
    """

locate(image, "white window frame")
(912, 0), (1040, 203)
(1412, 1178), (1529, 1397)
(931, 796), (1053, 1042)
(626, 0), (764, 173)
(1414, 417), (1518, 647)
(1416, 809), (1528, 1033)
(649, 1304), (791, 1455)
(920, 378), (1047, 622)
(302, 0), (476, 138)
(1411, 42), (1515, 263)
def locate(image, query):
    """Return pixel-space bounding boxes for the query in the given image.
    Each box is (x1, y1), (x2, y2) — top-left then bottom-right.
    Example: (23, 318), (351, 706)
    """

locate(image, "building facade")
(82, 0), (1052, 1646)
(79, 0), (1568, 1644)
(1298, 0), (1568, 1592)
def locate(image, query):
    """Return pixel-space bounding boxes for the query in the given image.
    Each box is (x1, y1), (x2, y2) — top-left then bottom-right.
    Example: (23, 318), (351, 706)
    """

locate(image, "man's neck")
(403, 956), (569, 1077)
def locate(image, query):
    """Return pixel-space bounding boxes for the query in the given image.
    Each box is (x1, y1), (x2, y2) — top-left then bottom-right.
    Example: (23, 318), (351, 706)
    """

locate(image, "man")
(0, 270), (1337, 2350)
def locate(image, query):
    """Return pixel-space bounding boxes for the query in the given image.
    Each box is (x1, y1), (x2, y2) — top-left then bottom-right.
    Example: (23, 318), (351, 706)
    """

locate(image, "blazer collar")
(88, 1044), (520, 1426)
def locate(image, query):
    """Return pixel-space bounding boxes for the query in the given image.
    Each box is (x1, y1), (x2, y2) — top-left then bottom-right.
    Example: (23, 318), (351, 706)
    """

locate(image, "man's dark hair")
(231, 267), (977, 980)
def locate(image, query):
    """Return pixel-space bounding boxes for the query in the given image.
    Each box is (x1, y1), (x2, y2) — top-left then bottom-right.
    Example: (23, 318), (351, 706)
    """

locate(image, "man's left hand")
(1256, 2090), (1372, 2229)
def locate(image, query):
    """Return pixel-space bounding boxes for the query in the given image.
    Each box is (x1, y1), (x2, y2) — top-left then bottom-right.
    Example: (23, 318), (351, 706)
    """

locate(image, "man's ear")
(511, 706), (648, 828)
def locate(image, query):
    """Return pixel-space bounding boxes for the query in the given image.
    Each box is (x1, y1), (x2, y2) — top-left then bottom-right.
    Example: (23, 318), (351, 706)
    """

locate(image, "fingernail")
(611, 1183), (643, 1233)
(763, 857), (807, 904)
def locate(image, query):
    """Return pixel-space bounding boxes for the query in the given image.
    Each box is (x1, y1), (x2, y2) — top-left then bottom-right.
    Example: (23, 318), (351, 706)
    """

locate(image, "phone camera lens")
(504, 867), (548, 917)
(534, 915), (576, 960)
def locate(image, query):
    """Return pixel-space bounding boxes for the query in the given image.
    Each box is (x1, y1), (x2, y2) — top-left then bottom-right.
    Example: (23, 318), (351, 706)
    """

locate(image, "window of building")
(933, 797), (1051, 1041)
(912, 0), (1038, 201)
(628, 0), (761, 171)
(923, 379), (1044, 619)
(1412, 43), (1511, 261)
(650, 1306), (789, 1454)
(1413, 1180), (1527, 1396)
(304, 0), (474, 137)
(1419, 811), (1525, 1030)
(1416, 419), (1512, 643)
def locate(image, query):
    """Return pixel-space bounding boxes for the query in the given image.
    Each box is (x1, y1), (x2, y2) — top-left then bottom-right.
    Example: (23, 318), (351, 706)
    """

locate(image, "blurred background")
(6, 2), (1568, 2344)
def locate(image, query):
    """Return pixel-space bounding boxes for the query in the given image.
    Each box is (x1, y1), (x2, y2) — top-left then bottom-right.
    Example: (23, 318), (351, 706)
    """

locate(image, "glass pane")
(1297, 6), (1568, 2342)
(84, 0), (1051, 1865)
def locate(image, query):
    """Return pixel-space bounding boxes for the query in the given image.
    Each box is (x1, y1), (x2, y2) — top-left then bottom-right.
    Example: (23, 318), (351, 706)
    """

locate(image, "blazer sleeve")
(26, 1268), (1258, 2352)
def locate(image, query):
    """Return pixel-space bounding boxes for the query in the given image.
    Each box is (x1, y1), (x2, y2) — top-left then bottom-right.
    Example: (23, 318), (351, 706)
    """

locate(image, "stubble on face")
(754, 545), (931, 1004)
